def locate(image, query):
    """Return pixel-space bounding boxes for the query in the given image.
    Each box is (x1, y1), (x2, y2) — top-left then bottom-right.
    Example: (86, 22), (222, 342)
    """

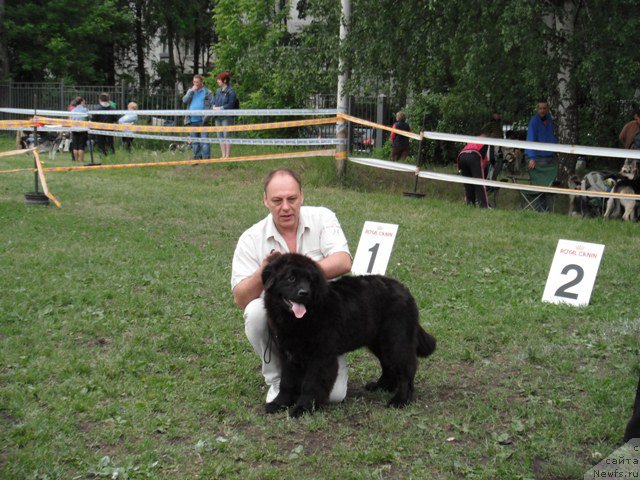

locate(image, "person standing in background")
(619, 109), (640, 150)
(70, 97), (89, 163)
(182, 74), (214, 160)
(390, 111), (411, 161)
(118, 102), (139, 152)
(93, 92), (116, 156)
(482, 111), (503, 139)
(212, 71), (238, 158)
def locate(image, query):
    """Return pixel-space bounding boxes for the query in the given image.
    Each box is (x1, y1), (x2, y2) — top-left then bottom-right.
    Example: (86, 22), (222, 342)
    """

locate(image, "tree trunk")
(135, 0), (146, 88)
(0, 0), (10, 80)
(192, 29), (200, 76)
(167, 22), (177, 87)
(335, 0), (351, 177)
(545, 0), (581, 183)
(105, 42), (116, 84)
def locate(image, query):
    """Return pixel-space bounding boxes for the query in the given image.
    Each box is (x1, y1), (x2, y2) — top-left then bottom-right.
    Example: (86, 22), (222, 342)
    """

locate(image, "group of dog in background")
(568, 158), (640, 221)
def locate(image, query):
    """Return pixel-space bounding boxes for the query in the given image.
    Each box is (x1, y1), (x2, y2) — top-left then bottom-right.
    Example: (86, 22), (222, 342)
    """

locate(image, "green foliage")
(213, 0), (339, 108)
(5, 0), (640, 151)
(5, 0), (133, 83)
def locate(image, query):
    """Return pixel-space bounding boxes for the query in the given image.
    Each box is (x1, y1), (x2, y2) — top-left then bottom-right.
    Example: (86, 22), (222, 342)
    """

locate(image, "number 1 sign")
(351, 221), (399, 276)
(542, 239), (605, 307)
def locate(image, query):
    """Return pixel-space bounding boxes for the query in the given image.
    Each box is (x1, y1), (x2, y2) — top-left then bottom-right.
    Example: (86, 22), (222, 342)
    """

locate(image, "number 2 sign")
(542, 239), (605, 307)
(351, 221), (399, 276)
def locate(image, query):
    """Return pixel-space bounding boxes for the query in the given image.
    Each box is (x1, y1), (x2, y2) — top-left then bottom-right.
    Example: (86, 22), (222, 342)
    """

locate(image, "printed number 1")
(554, 264), (584, 300)
(367, 243), (380, 274)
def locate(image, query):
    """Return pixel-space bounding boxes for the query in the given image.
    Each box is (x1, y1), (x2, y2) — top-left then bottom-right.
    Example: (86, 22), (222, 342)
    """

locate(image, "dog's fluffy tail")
(416, 327), (436, 357)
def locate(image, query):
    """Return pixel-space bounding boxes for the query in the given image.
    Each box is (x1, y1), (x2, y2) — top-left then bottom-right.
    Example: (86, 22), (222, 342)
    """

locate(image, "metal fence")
(306, 93), (402, 152)
(0, 82), (402, 151)
(0, 81), (180, 119)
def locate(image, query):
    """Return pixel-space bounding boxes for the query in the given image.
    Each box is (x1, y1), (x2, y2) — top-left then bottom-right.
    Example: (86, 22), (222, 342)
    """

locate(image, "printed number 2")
(367, 243), (380, 274)
(554, 264), (584, 300)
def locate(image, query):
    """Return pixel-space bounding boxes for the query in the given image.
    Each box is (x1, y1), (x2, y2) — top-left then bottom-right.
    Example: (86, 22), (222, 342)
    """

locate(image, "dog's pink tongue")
(291, 302), (307, 319)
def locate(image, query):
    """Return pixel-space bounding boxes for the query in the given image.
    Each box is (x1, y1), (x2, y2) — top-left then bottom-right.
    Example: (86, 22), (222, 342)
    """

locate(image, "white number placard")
(542, 239), (605, 306)
(351, 221), (399, 275)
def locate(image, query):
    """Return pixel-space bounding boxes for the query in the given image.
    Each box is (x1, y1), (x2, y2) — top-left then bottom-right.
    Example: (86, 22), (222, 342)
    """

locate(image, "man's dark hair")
(263, 168), (302, 193)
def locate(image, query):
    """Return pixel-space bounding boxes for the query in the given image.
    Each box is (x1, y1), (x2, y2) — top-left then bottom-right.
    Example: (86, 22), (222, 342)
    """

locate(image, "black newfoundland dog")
(262, 253), (436, 417)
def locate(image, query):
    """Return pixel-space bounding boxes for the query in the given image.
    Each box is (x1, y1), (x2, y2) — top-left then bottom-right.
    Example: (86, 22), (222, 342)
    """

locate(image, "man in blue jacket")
(524, 100), (558, 212)
(182, 74), (214, 160)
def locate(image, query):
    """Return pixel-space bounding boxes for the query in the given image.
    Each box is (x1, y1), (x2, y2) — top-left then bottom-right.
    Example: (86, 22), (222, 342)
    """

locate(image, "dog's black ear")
(262, 264), (276, 291)
(262, 264), (272, 285)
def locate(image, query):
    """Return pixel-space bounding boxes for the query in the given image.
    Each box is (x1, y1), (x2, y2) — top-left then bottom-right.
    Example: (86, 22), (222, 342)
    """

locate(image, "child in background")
(118, 102), (139, 152)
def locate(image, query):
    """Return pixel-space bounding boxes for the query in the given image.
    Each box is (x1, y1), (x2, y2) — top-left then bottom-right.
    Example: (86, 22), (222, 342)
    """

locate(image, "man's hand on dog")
(261, 249), (283, 269)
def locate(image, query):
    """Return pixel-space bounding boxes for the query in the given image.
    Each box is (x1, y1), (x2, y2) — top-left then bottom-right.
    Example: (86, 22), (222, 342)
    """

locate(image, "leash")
(263, 329), (272, 364)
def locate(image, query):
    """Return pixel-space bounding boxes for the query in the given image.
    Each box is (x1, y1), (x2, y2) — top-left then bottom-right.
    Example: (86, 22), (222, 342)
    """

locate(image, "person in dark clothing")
(390, 111), (411, 161)
(482, 111), (503, 139)
(92, 92), (116, 155)
(456, 134), (493, 208)
(624, 375), (640, 441)
(212, 71), (238, 158)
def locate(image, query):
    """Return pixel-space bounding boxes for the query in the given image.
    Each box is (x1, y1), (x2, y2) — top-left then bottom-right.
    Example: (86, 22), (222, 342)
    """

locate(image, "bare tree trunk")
(0, 0), (10, 80)
(545, 0), (581, 183)
(134, 0), (146, 88)
(167, 22), (178, 88)
(193, 30), (200, 76)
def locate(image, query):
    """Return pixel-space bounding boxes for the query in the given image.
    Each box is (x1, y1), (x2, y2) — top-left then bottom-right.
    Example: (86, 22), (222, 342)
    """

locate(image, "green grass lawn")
(1, 137), (639, 479)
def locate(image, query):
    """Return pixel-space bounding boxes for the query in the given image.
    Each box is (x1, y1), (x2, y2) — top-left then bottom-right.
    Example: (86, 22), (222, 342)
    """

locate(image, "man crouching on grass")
(230, 168), (352, 405)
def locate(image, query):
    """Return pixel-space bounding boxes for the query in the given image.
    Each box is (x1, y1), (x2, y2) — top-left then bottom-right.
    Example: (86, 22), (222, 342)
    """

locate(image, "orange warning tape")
(33, 151), (61, 207)
(38, 149), (336, 173)
(0, 119), (36, 129)
(0, 147), (36, 158)
(34, 116), (339, 133)
(338, 113), (422, 141)
(0, 168), (34, 173)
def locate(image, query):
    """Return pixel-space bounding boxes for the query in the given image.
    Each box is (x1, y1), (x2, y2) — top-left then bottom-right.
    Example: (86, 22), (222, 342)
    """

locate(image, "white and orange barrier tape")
(33, 116), (339, 134)
(347, 156), (640, 201)
(0, 107), (338, 117)
(338, 113), (422, 141)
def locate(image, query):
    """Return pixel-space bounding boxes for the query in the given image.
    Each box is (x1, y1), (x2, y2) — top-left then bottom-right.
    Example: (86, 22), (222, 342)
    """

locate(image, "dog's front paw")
(386, 395), (412, 409)
(265, 401), (288, 414)
(365, 380), (393, 392)
(288, 404), (311, 418)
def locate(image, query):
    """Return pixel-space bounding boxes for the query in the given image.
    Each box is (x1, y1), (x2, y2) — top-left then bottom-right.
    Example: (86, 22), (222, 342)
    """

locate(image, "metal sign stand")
(24, 101), (50, 206)
(403, 137), (426, 198)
